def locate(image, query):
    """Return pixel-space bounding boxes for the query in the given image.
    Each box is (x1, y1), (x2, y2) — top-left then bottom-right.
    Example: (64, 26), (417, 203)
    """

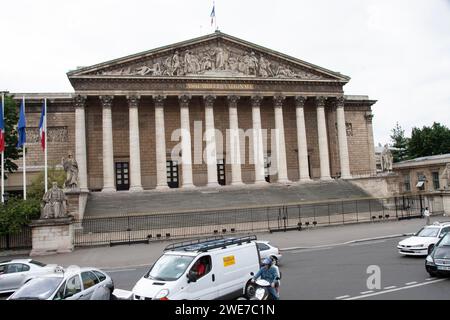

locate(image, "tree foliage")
(0, 197), (40, 236)
(28, 167), (66, 200)
(407, 122), (450, 159)
(2, 94), (22, 178)
(390, 122), (409, 162)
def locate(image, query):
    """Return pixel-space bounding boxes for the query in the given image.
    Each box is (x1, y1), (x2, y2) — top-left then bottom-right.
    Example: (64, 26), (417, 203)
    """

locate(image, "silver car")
(0, 259), (58, 294)
(7, 266), (114, 300)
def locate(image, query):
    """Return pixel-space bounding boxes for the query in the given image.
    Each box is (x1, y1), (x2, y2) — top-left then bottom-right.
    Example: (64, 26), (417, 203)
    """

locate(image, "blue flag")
(17, 101), (26, 148)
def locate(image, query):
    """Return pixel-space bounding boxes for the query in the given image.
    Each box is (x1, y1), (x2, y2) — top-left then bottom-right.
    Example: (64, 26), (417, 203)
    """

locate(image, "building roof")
(393, 153), (450, 169)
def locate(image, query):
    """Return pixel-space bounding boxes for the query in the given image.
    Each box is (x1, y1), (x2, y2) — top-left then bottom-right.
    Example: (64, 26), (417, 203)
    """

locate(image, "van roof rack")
(164, 235), (257, 252)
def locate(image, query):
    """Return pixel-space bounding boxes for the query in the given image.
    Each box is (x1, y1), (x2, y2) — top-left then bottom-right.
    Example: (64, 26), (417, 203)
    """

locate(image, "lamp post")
(2, 192), (8, 205)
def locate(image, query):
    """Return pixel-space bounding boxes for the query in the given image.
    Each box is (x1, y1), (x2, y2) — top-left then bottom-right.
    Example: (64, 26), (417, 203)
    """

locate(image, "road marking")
(405, 281), (417, 286)
(383, 286), (396, 290)
(344, 278), (448, 300)
(335, 295), (351, 300)
(425, 278), (435, 281)
(291, 247), (333, 254)
(349, 240), (386, 246)
(103, 268), (137, 273)
(360, 290), (374, 295)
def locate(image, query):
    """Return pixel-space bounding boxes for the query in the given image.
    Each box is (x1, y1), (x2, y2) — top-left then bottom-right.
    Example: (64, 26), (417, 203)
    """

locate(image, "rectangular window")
(432, 172), (440, 190)
(416, 172), (426, 190)
(403, 175), (411, 192)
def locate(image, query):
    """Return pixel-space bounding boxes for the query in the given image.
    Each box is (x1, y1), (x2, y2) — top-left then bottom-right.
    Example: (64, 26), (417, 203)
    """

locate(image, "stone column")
(74, 95), (88, 192)
(336, 97), (352, 179)
(295, 96), (311, 181)
(100, 95), (116, 192)
(316, 96), (332, 180)
(365, 111), (376, 173)
(127, 95), (143, 191)
(228, 95), (243, 185)
(251, 96), (267, 184)
(179, 95), (194, 188)
(204, 95), (219, 187)
(273, 96), (290, 183)
(154, 95), (169, 189)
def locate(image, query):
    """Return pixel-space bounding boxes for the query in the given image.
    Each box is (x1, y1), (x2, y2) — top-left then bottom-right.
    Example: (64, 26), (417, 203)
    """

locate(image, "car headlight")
(426, 255), (434, 263)
(154, 289), (169, 300)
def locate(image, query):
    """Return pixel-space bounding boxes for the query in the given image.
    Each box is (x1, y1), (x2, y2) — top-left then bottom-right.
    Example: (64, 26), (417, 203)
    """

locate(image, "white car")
(397, 222), (450, 256)
(8, 266), (114, 300)
(255, 241), (282, 265)
(0, 259), (58, 294)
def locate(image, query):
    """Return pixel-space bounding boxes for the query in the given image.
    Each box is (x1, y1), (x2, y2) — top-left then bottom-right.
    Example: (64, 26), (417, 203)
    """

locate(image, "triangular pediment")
(68, 32), (349, 82)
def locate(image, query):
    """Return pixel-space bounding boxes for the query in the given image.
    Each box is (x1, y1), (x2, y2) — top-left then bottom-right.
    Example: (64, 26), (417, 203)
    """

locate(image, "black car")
(425, 232), (450, 277)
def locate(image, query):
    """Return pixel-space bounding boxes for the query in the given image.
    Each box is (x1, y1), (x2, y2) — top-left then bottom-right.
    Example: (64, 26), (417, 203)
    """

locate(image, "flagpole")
(22, 96), (26, 200)
(44, 98), (48, 193)
(1, 93), (4, 204)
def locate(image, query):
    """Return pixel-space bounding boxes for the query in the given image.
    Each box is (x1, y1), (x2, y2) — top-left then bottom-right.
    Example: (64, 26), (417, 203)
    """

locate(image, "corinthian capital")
(251, 95), (263, 107)
(227, 95), (240, 107)
(273, 95), (285, 108)
(335, 96), (345, 108)
(127, 95), (140, 109)
(316, 96), (327, 108)
(178, 95), (191, 107)
(204, 95), (216, 108)
(153, 95), (166, 108)
(294, 96), (307, 108)
(73, 95), (87, 109)
(100, 95), (114, 109)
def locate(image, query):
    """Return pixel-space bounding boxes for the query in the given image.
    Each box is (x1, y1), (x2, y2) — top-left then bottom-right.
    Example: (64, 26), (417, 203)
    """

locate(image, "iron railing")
(0, 227), (32, 250)
(74, 194), (443, 247)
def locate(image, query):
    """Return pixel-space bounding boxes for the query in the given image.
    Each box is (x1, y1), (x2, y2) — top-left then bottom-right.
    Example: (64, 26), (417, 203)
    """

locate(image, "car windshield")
(10, 277), (62, 300)
(416, 227), (440, 237)
(145, 255), (194, 281)
(437, 233), (450, 247)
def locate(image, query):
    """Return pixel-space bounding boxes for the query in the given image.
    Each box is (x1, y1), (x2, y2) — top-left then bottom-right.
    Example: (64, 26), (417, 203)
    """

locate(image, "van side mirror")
(187, 272), (197, 283)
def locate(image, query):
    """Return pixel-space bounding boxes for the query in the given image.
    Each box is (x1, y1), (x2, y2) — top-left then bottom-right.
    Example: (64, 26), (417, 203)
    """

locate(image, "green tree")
(2, 94), (22, 178)
(407, 122), (450, 159)
(0, 197), (40, 236)
(28, 167), (66, 200)
(390, 122), (409, 162)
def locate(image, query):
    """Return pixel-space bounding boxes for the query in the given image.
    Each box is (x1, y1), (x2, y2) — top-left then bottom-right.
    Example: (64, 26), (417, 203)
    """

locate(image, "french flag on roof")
(38, 102), (45, 150)
(0, 101), (4, 153)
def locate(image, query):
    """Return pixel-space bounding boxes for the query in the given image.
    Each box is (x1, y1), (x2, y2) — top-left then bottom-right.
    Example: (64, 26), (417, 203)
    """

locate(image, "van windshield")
(145, 255), (194, 281)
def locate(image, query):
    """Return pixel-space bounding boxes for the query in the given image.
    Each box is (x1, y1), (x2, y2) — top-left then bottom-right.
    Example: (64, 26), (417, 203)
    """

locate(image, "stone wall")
(30, 219), (74, 256)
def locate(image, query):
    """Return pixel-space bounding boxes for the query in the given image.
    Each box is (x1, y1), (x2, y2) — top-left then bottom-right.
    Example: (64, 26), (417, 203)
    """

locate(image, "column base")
(277, 179), (292, 184)
(80, 188), (89, 193)
(207, 182), (220, 188)
(297, 178), (313, 183)
(156, 185), (170, 190)
(340, 175), (352, 180)
(129, 186), (144, 192)
(231, 181), (245, 186)
(182, 184), (196, 189)
(320, 176), (333, 181)
(254, 180), (269, 185)
(101, 187), (116, 193)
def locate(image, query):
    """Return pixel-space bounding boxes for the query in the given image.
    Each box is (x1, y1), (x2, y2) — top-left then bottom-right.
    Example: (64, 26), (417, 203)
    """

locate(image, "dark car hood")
(433, 247), (450, 259)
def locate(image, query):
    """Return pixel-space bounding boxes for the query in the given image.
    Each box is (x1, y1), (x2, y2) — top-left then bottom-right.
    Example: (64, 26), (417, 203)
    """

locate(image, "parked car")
(397, 222), (450, 256)
(132, 235), (260, 300)
(255, 241), (282, 265)
(0, 259), (58, 294)
(7, 266), (114, 300)
(425, 232), (450, 277)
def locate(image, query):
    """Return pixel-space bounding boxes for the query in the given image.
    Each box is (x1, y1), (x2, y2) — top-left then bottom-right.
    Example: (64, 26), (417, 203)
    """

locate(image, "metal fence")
(0, 227), (32, 251)
(74, 194), (442, 247)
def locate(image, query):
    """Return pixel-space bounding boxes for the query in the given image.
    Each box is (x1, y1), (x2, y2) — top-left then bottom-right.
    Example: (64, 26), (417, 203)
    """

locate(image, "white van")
(132, 235), (260, 300)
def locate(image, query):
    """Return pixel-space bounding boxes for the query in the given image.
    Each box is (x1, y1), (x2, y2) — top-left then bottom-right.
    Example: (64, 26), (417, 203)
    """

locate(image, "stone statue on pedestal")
(381, 145), (393, 172)
(41, 182), (68, 219)
(62, 151), (79, 189)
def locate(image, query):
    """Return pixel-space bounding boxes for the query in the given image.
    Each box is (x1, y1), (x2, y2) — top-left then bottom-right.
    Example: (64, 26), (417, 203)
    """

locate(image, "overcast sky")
(1, 0), (449, 145)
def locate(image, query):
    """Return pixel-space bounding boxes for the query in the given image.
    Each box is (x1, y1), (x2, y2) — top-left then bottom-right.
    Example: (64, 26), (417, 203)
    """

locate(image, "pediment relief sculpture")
(97, 44), (326, 80)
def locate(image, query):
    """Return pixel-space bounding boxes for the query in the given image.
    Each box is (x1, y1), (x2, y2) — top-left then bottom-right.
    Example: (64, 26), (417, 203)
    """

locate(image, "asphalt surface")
(101, 237), (450, 300)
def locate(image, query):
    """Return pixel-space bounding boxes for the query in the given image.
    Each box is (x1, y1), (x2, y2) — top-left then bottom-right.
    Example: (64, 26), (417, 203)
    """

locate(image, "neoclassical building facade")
(8, 32), (377, 193)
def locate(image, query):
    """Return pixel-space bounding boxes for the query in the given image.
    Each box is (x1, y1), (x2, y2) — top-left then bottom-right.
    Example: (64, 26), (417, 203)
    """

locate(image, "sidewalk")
(2, 216), (447, 269)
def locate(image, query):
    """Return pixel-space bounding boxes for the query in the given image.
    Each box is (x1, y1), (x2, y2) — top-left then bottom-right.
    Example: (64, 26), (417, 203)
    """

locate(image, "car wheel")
(428, 271), (438, 278)
(245, 281), (256, 299)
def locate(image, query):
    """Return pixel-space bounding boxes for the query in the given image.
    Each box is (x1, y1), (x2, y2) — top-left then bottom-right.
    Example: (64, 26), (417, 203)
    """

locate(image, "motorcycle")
(245, 278), (280, 300)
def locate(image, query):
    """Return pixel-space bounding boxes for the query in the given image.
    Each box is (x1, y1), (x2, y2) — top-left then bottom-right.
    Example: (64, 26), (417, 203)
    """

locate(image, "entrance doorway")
(115, 162), (129, 191)
(217, 159), (226, 186)
(264, 154), (271, 183)
(166, 160), (179, 188)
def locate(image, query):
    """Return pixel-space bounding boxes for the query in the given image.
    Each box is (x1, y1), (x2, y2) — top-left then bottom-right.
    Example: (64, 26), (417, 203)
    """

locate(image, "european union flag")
(17, 101), (26, 148)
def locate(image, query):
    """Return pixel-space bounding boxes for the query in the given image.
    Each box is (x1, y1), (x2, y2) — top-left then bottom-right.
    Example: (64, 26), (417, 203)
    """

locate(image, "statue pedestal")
(64, 188), (89, 222)
(29, 217), (74, 256)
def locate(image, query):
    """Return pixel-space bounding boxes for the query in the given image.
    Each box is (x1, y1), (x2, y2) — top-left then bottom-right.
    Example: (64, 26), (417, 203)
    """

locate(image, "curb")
(280, 233), (414, 251)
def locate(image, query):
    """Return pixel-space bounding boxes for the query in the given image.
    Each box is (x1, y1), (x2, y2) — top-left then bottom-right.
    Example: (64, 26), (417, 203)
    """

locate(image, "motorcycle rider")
(252, 258), (280, 300)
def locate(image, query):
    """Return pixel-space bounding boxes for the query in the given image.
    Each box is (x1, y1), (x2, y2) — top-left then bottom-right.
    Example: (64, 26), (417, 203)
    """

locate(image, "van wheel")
(244, 281), (256, 299)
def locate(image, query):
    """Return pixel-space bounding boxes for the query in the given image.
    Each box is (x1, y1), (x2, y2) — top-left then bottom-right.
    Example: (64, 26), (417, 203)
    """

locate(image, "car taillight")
(159, 297), (169, 301)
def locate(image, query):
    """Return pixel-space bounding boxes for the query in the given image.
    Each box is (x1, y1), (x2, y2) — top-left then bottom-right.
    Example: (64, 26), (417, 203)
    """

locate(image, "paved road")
(102, 237), (450, 300)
